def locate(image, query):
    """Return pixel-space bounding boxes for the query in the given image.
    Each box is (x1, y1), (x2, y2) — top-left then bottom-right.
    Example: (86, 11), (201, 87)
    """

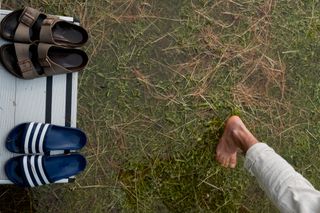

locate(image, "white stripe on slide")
(23, 156), (35, 187)
(38, 124), (50, 153)
(31, 123), (42, 153)
(38, 156), (50, 184)
(24, 122), (35, 154)
(30, 156), (42, 186)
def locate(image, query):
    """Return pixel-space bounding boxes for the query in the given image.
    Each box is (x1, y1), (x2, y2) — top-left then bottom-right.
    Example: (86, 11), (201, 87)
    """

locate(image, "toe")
(229, 153), (237, 168)
(222, 157), (229, 167)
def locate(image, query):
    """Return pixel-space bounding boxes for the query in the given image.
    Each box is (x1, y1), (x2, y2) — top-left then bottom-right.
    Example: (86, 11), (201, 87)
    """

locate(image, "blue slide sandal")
(6, 122), (87, 154)
(5, 154), (86, 187)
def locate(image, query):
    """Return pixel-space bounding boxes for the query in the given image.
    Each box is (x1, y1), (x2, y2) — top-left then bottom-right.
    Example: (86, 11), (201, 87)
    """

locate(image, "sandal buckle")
(20, 10), (36, 27)
(18, 59), (33, 73)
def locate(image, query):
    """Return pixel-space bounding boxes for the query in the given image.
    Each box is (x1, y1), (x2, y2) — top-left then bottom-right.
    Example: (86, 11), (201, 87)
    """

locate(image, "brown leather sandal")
(0, 7), (88, 47)
(0, 43), (88, 79)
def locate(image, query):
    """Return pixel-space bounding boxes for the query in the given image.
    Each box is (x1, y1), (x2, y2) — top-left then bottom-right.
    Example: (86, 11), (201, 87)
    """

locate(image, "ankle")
(230, 128), (258, 152)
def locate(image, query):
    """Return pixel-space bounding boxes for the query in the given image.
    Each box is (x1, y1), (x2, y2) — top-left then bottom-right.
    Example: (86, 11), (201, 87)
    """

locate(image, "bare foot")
(216, 116), (258, 168)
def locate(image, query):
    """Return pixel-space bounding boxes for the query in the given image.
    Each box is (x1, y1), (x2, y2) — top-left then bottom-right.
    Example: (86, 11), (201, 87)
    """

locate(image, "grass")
(1, 0), (320, 212)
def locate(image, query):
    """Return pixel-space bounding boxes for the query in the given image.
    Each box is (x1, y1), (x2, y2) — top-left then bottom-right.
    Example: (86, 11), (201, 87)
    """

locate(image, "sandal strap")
(14, 7), (41, 42)
(39, 16), (61, 44)
(14, 43), (71, 79)
(37, 43), (71, 76)
(22, 122), (50, 154)
(14, 43), (39, 79)
(22, 155), (50, 187)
